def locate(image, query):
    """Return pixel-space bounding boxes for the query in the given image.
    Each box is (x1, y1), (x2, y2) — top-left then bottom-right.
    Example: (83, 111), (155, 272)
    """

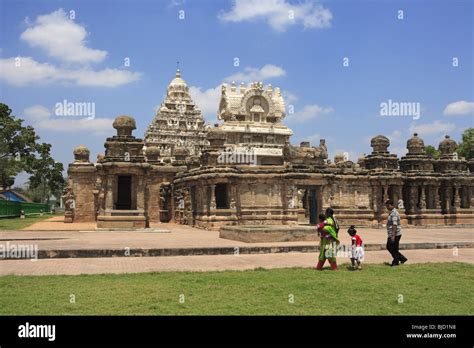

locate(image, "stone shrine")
(65, 69), (474, 240)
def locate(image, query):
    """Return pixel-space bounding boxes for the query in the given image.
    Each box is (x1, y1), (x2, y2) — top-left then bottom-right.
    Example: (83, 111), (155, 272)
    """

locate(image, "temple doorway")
(215, 183), (229, 209)
(116, 175), (132, 210)
(308, 189), (318, 225)
(297, 186), (321, 225)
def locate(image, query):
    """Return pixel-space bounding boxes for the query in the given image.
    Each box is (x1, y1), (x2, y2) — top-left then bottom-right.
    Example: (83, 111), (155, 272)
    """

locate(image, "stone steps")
(1, 241), (472, 260)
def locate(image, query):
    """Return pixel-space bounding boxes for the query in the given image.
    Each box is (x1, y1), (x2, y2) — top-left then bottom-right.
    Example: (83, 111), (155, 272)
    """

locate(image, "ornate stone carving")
(371, 135), (390, 154)
(407, 133), (424, 154)
(419, 186), (427, 210)
(145, 146), (160, 163)
(159, 182), (171, 210)
(363, 135), (398, 171)
(434, 135), (468, 173)
(73, 145), (90, 163)
(62, 184), (75, 223)
(439, 135), (457, 157)
(144, 69), (208, 162)
(284, 139), (328, 166)
(113, 115), (136, 136)
(400, 133), (434, 172)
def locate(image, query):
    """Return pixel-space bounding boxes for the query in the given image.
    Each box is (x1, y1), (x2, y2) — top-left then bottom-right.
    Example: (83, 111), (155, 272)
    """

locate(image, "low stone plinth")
(97, 215), (147, 230)
(406, 211), (474, 226)
(219, 225), (318, 243)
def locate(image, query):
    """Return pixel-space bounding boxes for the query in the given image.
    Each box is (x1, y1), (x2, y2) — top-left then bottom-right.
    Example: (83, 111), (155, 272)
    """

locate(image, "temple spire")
(176, 61), (181, 78)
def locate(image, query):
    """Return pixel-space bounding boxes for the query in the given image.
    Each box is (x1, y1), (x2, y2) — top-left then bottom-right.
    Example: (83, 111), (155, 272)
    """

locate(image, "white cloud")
(37, 117), (113, 135)
(288, 104), (334, 122)
(66, 68), (141, 87)
(22, 105), (113, 135)
(390, 146), (407, 158)
(387, 130), (402, 142)
(23, 104), (52, 121)
(409, 120), (456, 137)
(443, 100), (474, 116)
(0, 57), (141, 87)
(188, 64), (333, 126)
(304, 133), (321, 145)
(0, 9), (141, 88)
(282, 90), (298, 104)
(225, 64), (286, 82)
(20, 9), (107, 64)
(218, 0), (332, 32)
(188, 85), (221, 123)
(169, 0), (186, 6)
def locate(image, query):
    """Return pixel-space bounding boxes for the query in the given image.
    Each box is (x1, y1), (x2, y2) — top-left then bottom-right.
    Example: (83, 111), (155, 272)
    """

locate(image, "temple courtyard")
(0, 215), (472, 275)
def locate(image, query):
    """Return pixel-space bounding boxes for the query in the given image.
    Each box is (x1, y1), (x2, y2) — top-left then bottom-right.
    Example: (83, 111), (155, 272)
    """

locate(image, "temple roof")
(168, 68), (187, 89)
(144, 68), (208, 159)
(218, 81), (286, 122)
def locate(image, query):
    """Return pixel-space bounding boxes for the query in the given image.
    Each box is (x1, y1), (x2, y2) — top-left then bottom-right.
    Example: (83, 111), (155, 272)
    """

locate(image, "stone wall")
(68, 164), (97, 222)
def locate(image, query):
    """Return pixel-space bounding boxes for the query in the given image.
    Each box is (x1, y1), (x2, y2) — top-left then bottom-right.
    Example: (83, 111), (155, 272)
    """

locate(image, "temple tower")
(144, 69), (208, 162)
(216, 81), (293, 165)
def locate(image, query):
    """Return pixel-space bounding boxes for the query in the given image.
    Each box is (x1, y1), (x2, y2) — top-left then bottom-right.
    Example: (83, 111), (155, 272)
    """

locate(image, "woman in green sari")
(316, 213), (339, 270)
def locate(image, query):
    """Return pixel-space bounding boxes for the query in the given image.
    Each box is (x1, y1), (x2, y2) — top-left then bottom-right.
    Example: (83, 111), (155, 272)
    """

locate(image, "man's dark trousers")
(386, 235), (407, 265)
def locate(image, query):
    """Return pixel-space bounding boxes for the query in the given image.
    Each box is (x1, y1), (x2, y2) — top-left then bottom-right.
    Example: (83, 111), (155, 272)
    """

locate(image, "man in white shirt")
(385, 199), (408, 267)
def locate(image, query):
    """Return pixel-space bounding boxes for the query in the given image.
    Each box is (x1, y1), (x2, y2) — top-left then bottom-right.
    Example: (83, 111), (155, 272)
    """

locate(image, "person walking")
(385, 199), (408, 266)
(325, 207), (340, 236)
(315, 213), (339, 270)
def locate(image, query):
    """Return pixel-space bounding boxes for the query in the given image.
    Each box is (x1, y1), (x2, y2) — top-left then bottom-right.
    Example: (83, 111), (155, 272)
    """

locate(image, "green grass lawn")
(0, 213), (57, 230)
(0, 262), (472, 315)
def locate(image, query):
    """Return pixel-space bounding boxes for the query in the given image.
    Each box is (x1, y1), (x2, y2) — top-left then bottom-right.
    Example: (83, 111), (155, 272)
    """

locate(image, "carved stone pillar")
(201, 185), (208, 213)
(137, 175), (145, 211)
(409, 185), (418, 214)
(382, 185), (389, 203)
(420, 185), (427, 210)
(229, 183), (236, 209)
(105, 174), (114, 212)
(453, 184), (461, 209)
(434, 185), (441, 210)
(445, 186), (452, 212)
(371, 185), (380, 214)
(210, 184), (216, 210)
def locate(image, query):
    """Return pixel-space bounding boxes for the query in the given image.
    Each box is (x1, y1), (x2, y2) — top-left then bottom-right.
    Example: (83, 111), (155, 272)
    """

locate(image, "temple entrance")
(116, 175), (132, 210)
(308, 189), (318, 224)
(215, 183), (229, 209)
(296, 186), (322, 225)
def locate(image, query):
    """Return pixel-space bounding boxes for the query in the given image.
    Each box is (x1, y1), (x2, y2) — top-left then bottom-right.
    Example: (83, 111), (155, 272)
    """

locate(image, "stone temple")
(64, 69), (474, 241)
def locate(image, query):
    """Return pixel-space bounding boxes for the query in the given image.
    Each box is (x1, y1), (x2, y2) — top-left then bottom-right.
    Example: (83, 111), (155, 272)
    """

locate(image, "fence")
(0, 200), (51, 218)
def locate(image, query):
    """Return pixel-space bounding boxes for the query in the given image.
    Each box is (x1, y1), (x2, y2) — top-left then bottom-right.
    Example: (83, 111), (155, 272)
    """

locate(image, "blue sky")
(0, 0), (472, 185)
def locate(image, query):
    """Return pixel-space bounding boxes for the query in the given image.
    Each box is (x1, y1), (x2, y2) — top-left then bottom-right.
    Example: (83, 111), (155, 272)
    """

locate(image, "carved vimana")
(217, 81), (293, 165)
(144, 68), (208, 162)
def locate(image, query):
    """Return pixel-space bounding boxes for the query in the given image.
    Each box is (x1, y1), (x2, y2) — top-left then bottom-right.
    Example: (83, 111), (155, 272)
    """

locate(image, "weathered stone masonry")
(65, 70), (474, 235)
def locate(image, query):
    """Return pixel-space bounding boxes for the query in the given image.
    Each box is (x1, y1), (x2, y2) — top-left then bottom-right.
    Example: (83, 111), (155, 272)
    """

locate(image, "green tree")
(28, 143), (65, 203)
(425, 145), (440, 159)
(457, 128), (473, 159)
(0, 103), (39, 188)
